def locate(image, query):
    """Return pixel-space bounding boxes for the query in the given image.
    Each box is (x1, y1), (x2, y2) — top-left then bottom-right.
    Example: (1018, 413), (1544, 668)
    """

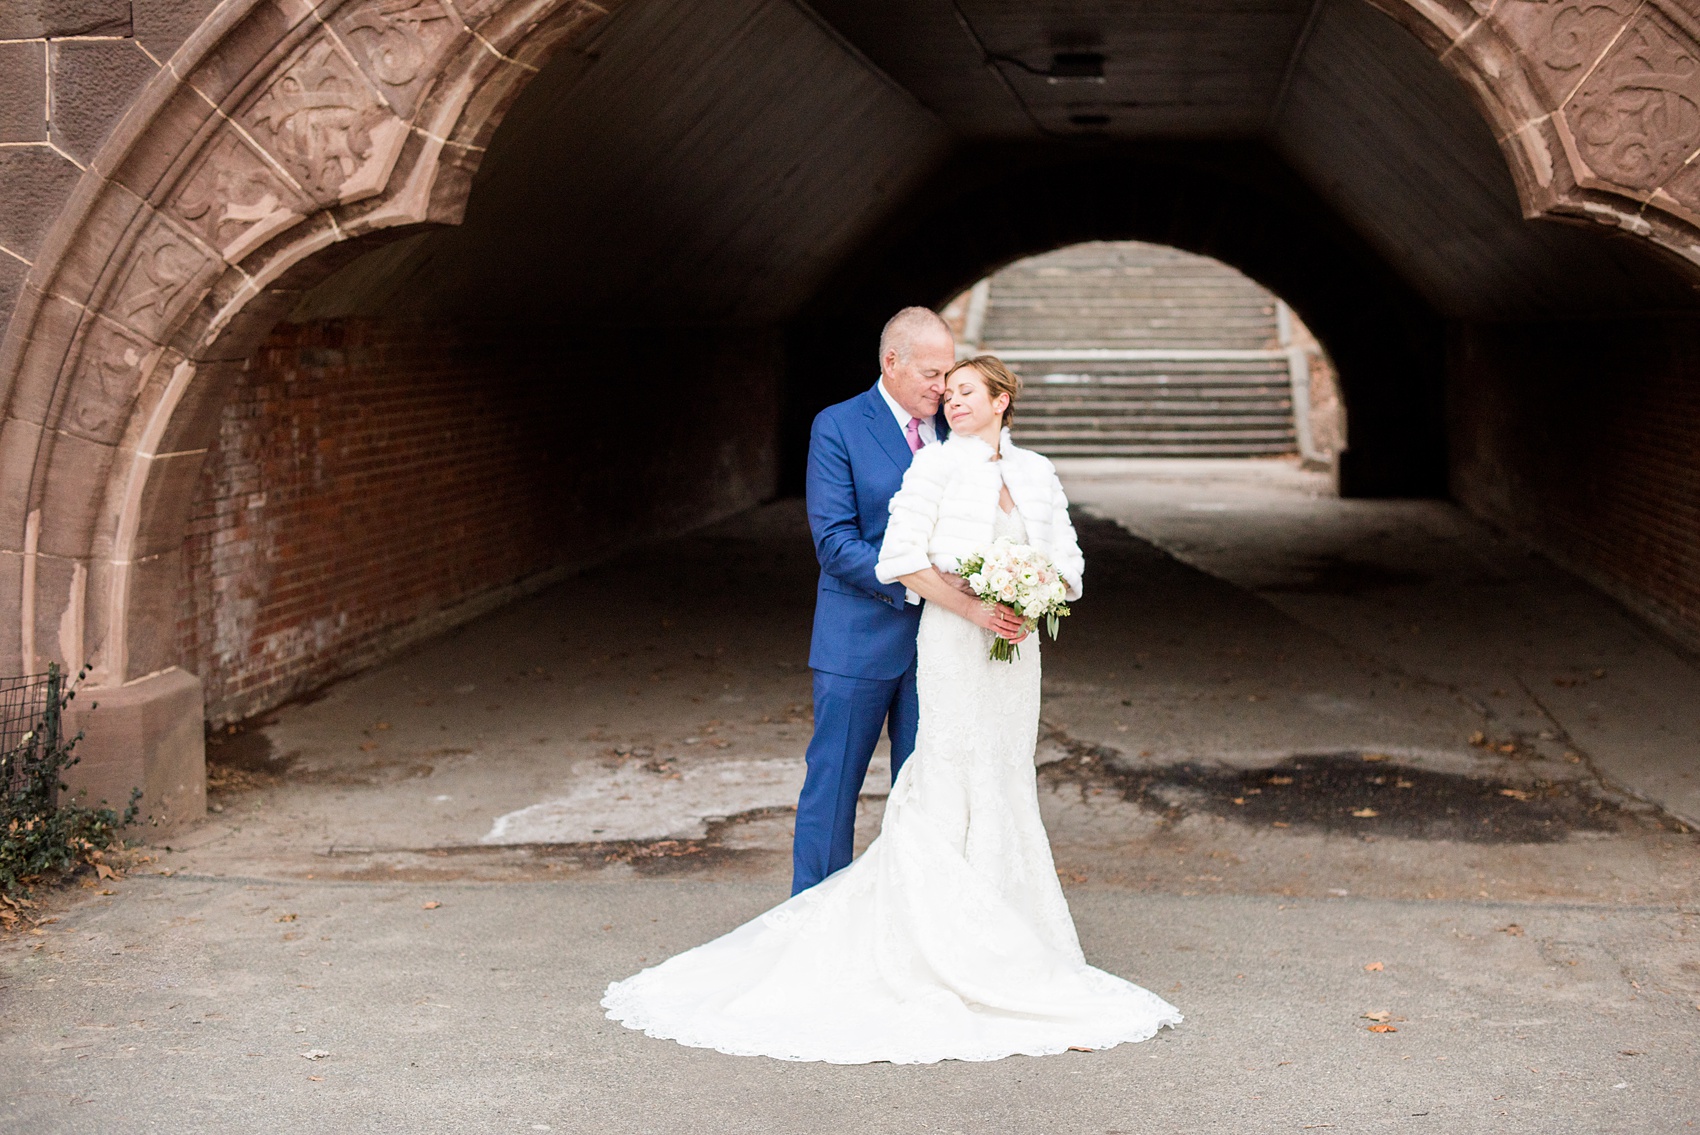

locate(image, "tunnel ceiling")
(297, 0), (1699, 327)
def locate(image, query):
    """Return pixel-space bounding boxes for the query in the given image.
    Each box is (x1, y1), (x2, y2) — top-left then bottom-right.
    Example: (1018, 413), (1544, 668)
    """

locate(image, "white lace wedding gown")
(602, 506), (1181, 1063)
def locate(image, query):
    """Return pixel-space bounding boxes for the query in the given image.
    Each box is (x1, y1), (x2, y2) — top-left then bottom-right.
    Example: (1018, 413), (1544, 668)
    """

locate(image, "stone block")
(130, 450), (210, 560)
(119, 549), (185, 678)
(51, 179), (149, 306)
(36, 429), (118, 560)
(0, 551), (21, 668)
(3, 289), (83, 427)
(0, 146), (84, 262)
(0, 416), (46, 543)
(155, 358), (241, 454)
(24, 550), (81, 676)
(64, 667), (206, 833)
(106, 80), (218, 207)
(133, 0), (223, 65)
(0, 41), (47, 144)
(0, 252), (26, 335)
(49, 40), (161, 167)
(180, 0), (304, 110)
(0, 0), (131, 39)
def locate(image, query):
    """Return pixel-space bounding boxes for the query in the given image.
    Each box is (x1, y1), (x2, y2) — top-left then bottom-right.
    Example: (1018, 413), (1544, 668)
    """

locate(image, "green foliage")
(1, 665), (137, 896)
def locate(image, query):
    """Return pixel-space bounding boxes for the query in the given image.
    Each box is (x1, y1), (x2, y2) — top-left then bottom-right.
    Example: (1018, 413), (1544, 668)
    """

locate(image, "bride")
(602, 356), (1181, 1064)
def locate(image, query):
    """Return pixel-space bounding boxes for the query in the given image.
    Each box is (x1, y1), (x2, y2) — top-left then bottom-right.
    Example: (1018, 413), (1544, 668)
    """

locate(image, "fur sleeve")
(876, 447), (949, 585)
(1050, 469), (1084, 600)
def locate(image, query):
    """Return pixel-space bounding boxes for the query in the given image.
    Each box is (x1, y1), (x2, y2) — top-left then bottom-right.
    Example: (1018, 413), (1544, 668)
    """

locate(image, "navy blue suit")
(793, 383), (942, 894)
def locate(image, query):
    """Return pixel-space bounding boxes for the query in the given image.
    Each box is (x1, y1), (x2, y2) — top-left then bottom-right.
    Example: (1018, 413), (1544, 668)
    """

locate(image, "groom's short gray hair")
(879, 306), (952, 365)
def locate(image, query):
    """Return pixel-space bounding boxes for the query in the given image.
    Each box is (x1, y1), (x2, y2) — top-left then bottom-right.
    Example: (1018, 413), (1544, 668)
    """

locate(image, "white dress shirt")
(877, 378), (937, 447)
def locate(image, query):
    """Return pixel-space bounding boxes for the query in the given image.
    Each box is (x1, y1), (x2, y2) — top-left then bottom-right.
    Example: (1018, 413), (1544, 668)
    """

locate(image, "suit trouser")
(791, 660), (919, 894)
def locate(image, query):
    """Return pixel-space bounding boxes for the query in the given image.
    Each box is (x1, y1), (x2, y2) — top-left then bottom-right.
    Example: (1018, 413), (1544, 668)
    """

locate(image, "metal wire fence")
(0, 666), (64, 805)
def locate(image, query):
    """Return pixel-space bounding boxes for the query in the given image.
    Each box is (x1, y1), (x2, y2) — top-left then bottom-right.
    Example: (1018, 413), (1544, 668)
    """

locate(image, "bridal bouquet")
(957, 539), (1072, 663)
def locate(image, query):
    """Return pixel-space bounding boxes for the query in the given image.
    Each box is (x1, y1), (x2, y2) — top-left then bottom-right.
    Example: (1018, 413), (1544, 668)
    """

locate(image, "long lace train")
(602, 511), (1181, 1063)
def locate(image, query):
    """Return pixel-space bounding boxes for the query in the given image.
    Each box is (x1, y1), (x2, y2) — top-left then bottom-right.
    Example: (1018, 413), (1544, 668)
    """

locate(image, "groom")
(791, 307), (956, 894)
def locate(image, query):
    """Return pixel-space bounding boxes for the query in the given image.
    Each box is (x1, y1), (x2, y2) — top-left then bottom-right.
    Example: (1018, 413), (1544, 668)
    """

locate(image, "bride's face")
(944, 367), (1010, 440)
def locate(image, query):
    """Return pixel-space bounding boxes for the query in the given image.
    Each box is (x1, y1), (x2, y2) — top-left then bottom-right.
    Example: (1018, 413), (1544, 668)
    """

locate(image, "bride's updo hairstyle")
(948, 355), (1023, 428)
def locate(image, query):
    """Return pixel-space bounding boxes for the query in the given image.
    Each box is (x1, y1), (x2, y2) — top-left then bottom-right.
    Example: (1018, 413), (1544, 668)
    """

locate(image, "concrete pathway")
(4, 461), (1698, 1133)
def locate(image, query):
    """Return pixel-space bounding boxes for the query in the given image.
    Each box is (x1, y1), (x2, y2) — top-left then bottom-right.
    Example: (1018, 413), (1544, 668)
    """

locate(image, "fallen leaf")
(1231, 797), (1246, 806)
(1468, 731), (1486, 746)
(307, 1075), (324, 1082)
(1363, 961), (1384, 972)
(300, 1049), (331, 1060)
(374, 721), (391, 731)
(94, 863), (116, 880)
(1497, 742), (1517, 753)
(421, 901), (441, 911)
(1351, 808), (1379, 818)
(98, 889), (114, 896)
(1498, 924), (1525, 936)
(1361, 753), (1390, 762)
(276, 913), (297, 923)
(1067, 1045), (1094, 1052)
(1368, 1023), (1398, 1033)
(1268, 776), (1294, 785)
(1362, 1010), (1392, 1022)
(1272, 821), (1290, 828)
(1498, 787), (1530, 800)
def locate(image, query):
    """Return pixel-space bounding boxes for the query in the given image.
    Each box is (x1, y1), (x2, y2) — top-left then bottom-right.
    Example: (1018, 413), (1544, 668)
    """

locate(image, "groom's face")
(882, 325), (955, 420)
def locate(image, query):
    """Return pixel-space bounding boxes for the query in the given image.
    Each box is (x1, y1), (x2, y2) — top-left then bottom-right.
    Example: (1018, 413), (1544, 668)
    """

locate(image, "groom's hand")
(938, 571), (976, 598)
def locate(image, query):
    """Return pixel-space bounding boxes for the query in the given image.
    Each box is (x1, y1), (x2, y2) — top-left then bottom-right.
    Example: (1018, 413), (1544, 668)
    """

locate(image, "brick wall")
(178, 318), (782, 726)
(1449, 319), (1700, 651)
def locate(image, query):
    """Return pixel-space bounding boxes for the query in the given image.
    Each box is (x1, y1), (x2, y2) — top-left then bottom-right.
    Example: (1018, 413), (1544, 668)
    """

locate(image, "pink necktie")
(905, 417), (923, 454)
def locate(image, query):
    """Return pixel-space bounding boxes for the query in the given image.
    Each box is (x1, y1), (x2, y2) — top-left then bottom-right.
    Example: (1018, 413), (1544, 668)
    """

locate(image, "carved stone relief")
(173, 129), (313, 264)
(332, 0), (463, 118)
(107, 214), (222, 344)
(64, 318), (157, 445)
(1492, 0), (1640, 110)
(239, 32), (410, 206)
(1560, 4), (1700, 194)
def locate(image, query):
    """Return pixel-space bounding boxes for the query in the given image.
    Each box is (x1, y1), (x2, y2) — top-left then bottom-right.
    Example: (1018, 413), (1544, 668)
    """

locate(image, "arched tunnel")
(3, 0), (1700, 823)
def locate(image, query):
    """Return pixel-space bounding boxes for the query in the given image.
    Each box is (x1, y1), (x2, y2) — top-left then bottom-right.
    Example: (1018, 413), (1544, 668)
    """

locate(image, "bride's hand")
(966, 600), (1029, 643)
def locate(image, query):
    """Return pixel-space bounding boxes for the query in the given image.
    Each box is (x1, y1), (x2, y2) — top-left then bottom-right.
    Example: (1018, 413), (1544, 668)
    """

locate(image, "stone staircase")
(970, 242), (1302, 458)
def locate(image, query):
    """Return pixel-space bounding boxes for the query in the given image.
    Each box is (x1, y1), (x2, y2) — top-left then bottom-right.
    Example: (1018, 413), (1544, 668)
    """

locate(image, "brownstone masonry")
(3, 0), (1700, 828)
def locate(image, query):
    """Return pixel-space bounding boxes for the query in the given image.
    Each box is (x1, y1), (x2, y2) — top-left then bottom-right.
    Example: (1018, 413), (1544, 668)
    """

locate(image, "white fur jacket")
(875, 428), (1084, 602)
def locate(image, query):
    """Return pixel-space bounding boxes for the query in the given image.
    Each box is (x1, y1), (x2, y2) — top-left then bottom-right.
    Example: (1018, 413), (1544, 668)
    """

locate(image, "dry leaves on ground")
(422, 901), (441, 910)
(1363, 961), (1384, 972)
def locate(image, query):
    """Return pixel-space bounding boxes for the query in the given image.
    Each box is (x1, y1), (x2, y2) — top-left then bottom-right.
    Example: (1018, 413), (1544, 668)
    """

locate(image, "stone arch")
(1, 0), (616, 696)
(1359, 0), (1700, 261)
(6, 0), (1700, 822)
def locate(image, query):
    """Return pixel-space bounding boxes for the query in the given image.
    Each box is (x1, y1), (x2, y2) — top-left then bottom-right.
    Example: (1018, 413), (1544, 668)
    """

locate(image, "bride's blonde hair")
(947, 355), (1022, 427)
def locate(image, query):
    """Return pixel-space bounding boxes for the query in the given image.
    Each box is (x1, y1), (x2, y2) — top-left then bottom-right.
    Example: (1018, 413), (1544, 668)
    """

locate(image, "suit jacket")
(806, 383), (945, 679)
